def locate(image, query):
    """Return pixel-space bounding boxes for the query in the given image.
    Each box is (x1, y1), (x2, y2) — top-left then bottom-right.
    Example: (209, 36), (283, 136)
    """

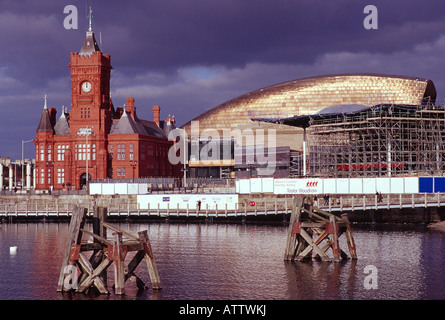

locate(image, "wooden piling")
(284, 197), (358, 263)
(57, 205), (162, 295)
(329, 215), (341, 262)
(112, 232), (126, 295)
(138, 230), (162, 289)
(342, 213), (357, 259)
(284, 197), (303, 261)
(57, 206), (87, 292)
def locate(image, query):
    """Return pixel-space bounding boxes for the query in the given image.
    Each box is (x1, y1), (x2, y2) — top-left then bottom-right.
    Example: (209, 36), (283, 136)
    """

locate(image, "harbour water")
(0, 221), (444, 300)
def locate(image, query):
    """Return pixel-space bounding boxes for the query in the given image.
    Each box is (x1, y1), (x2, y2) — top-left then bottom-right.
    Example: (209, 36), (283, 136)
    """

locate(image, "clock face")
(81, 81), (92, 93)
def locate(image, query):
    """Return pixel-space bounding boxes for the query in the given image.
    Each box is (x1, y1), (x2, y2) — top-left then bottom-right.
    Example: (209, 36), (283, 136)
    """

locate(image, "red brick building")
(34, 21), (179, 190)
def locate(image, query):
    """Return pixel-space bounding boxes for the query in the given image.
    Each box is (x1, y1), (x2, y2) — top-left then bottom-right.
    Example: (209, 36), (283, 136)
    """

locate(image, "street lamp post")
(129, 160), (137, 183)
(46, 161), (54, 194)
(182, 131), (188, 189)
(77, 127), (93, 192)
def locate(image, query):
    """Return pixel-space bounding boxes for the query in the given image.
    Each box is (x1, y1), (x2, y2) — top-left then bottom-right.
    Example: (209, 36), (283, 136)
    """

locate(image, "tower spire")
(37, 95), (54, 132)
(79, 6), (100, 56)
(43, 94), (48, 110)
(88, 6), (93, 32)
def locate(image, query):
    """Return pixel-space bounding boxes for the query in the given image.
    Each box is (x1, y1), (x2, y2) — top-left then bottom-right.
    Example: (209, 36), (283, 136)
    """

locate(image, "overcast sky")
(2, 0), (445, 159)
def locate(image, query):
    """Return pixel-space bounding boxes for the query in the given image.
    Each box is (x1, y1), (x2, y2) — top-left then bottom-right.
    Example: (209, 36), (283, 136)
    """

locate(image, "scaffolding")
(307, 104), (445, 178)
(289, 151), (303, 178)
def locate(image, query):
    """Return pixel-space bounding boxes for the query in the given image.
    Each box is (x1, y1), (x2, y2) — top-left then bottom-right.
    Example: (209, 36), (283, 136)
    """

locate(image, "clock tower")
(67, 8), (113, 186)
(68, 8), (112, 136)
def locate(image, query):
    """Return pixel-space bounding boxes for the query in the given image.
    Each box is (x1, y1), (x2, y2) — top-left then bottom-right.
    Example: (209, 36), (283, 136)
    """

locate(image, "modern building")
(183, 73), (435, 134)
(34, 16), (179, 191)
(181, 73), (437, 179)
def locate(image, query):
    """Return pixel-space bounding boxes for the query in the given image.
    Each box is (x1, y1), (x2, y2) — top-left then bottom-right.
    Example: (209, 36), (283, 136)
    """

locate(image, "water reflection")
(1, 222), (444, 300)
(284, 260), (358, 300)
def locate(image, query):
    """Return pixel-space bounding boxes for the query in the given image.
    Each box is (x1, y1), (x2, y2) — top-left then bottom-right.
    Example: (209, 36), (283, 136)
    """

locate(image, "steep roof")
(140, 119), (168, 138)
(36, 95), (54, 132)
(79, 9), (100, 57)
(110, 111), (166, 138)
(54, 107), (70, 135)
(110, 110), (138, 134)
(79, 30), (100, 57)
(162, 117), (176, 136)
(36, 109), (53, 132)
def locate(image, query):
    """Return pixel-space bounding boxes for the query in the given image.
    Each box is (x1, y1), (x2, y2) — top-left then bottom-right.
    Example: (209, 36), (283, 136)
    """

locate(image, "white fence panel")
(262, 178), (274, 193)
(89, 183), (102, 195)
(114, 183), (128, 195)
(349, 178), (363, 194)
(390, 177), (404, 194)
(250, 179), (262, 193)
(323, 179), (336, 194)
(102, 184), (115, 195)
(404, 177), (419, 194)
(336, 179), (349, 194)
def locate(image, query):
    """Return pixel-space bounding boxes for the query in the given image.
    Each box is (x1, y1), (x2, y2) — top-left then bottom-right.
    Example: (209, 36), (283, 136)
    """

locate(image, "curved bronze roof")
(182, 73), (436, 134)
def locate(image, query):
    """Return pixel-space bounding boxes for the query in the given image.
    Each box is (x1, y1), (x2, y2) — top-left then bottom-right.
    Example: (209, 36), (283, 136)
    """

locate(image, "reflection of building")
(34, 16), (179, 191)
(182, 74), (436, 178)
(0, 157), (34, 191)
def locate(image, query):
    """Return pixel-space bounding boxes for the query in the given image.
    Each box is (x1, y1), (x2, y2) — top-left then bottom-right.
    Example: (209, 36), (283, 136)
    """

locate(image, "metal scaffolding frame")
(306, 104), (445, 178)
(289, 151), (303, 178)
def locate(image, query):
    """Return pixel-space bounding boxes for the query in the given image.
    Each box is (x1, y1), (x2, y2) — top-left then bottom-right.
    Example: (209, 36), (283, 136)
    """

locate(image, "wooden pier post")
(57, 206), (87, 292)
(138, 230), (162, 289)
(284, 197), (357, 263)
(284, 197), (304, 261)
(92, 206), (107, 238)
(112, 232), (126, 295)
(57, 205), (162, 295)
(329, 215), (341, 262)
(342, 213), (357, 259)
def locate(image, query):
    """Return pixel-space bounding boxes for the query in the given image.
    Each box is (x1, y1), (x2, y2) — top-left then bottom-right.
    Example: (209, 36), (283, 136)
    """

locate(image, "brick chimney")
(126, 97), (136, 119)
(49, 107), (57, 127)
(152, 105), (160, 127)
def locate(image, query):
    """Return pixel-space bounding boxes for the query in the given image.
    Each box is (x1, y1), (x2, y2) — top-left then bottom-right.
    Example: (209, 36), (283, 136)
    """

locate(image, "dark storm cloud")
(1, 0), (445, 159)
(97, 0), (445, 69)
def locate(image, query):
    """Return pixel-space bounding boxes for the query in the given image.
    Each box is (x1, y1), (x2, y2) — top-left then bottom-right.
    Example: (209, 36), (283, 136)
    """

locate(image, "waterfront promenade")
(0, 192), (444, 223)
